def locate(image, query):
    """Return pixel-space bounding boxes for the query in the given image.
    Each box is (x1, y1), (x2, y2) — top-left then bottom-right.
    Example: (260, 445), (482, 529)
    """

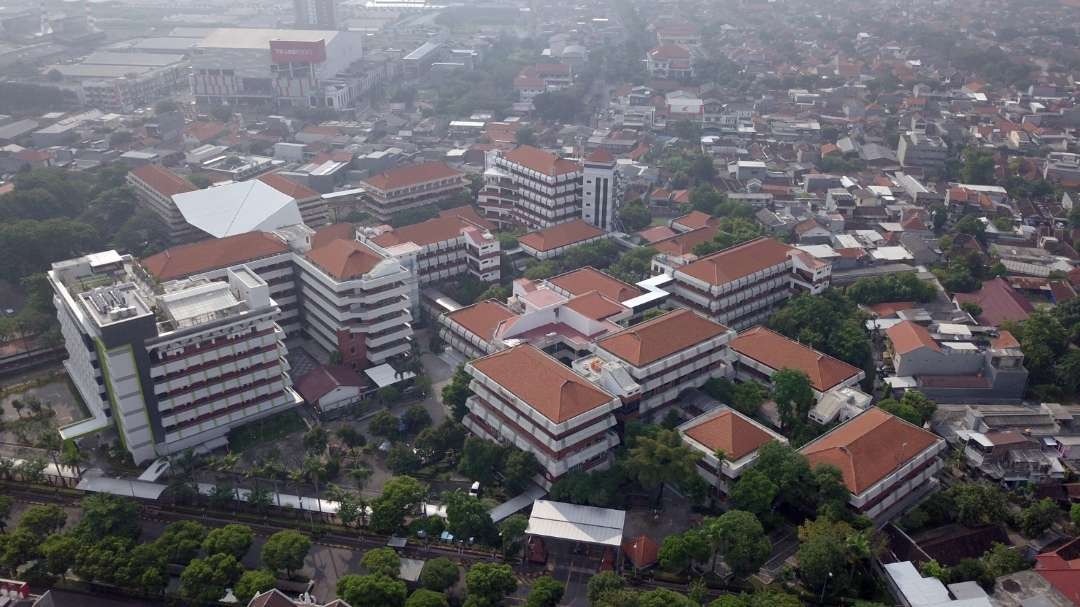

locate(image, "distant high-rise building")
(294, 0), (339, 29)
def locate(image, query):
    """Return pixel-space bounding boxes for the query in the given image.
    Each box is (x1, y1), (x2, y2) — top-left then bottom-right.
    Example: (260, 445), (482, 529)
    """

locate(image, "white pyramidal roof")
(172, 180), (303, 239)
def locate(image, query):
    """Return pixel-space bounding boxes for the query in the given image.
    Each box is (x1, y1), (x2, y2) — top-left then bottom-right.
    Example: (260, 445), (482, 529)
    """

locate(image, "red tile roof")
(305, 239), (384, 281)
(801, 408), (942, 495)
(311, 223), (355, 250)
(1036, 537), (1080, 604)
(362, 161), (462, 191)
(992, 330), (1021, 350)
(446, 300), (518, 341)
(294, 364), (368, 404)
(469, 344), (614, 423)
(371, 206), (492, 248)
(672, 210), (717, 231)
(652, 226), (717, 257)
(637, 225), (678, 243)
(682, 409), (777, 460)
(141, 232), (288, 281)
(676, 237), (793, 286)
(257, 172), (319, 199)
(586, 148), (615, 163)
(649, 44), (692, 59)
(622, 535), (659, 569)
(519, 219), (604, 253)
(549, 267), (643, 302)
(503, 145), (581, 177)
(886, 320), (941, 355)
(129, 164), (196, 198)
(598, 309), (729, 367)
(953, 278), (1035, 326)
(731, 326), (862, 392)
(564, 291), (627, 321)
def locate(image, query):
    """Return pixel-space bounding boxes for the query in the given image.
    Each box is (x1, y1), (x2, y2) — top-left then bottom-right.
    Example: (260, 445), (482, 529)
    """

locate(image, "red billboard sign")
(270, 39), (327, 65)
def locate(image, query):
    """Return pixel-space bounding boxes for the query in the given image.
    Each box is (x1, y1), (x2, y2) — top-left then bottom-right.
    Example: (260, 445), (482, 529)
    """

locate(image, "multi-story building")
(48, 52), (189, 113)
(141, 231), (301, 336)
(518, 219), (607, 259)
(127, 164), (197, 242)
(679, 406), (786, 495)
(884, 321), (1028, 403)
(479, 146), (584, 230)
(586, 308), (735, 418)
(360, 162), (468, 221)
(645, 45), (695, 81)
(897, 131), (948, 171)
(49, 250), (302, 464)
(360, 206), (500, 301)
(463, 344), (622, 488)
(581, 149), (622, 232)
(293, 234), (414, 369)
(729, 326), (865, 397)
(668, 237), (831, 330)
(513, 64), (573, 100)
(294, 0), (339, 29)
(191, 28), (364, 110)
(1043, 152), (1080, 184)
(801, 408), (946, 521)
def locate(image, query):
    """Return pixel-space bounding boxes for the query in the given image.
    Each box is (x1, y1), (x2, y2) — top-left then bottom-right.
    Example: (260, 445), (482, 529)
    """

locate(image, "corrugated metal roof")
(526, 499), (625, 547)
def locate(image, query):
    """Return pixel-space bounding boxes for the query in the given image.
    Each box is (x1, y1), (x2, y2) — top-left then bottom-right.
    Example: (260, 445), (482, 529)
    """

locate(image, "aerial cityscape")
(2, 0), (1080, 605)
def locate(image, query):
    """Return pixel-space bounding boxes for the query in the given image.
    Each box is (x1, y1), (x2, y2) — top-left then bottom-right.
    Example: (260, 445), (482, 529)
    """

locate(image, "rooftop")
(597, 308), (730, 367)
(519, 219), (604, 253)
(196, 28), (339, 49)
(256, 172), (320, 200)
(731, 326), (862, 392)
(680, 407), (780, 461)
(371, 206), (492, 248)
(362, 161), (462, 192)
(548, 267), (643, 302)
(129, 164), (196, 198)
(887, 321), (943, 355)
(305, 239), (384, 281)
(469, 344), (614, 423)
(503, 145), (581, 177)
(445, 299), (518, 341)
(953, 278), (1035, 327)
(141, 232), (289, 281)
(676, 237), (793, 286)
(172, 180), (302, 239)
(800, 408), (942, 495)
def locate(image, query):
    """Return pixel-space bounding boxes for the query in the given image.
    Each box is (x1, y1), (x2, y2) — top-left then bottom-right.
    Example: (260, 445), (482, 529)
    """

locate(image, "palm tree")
(59, 439), (87, 478)
(248, 483), (273, 515)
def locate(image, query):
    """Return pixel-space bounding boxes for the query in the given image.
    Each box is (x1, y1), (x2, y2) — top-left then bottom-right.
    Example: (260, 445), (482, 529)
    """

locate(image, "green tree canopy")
(202, 523), (252, 560)
(362, 547), (402, 578)
(420, 556), (460, 592)
(179, 553), (243, 605)
(465, 563), (517, 607)
(338, 574), (408, 607)
(261, 530), (311, 577)
(234, 569), (278, 603)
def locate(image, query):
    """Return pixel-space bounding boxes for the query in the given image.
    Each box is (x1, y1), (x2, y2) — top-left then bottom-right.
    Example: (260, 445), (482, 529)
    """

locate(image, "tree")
(947, 482), (1009, 527)
(587, 571), (627, 605)
(337, 426), (366, 449)
(415, 420), (467, 461)
(338, 574), (408, 607)
(498, 514), (529, 558)
(624, 428), (701, 508)
(0, 495), (14, 533)
(40, 533), (78, 576)
(609, 246), (657, 283)
(532, 91), (583, 123)
(769, 290), (871, 371)
(877, 398), (922, 426)
(954, 214), (988, 244)
(1072, 502), (1080, 529)
(515, 128), (537, 146)
(465, 563), (517, 607)
(406, 589), (450, 607)
(156, 520), (207, 565)
(387, 443), (422, 474)
(772, 368), (815, 432)
(16, 504), (66, 538)
(960, 148), (995, 185)
(446, 490), (499, 546)
(402, 404), (432, 433)
(729, 469), (778, 520)
(442, 366), (473, 421)
(370, 476), (427, 535)
(846, 273), (937, 305)
(524, 260), (560, 280)
(796, 517), (862, 597)
(261, 530), (311, 577)
(813, 464), (851, 519)
(639, 588), (696, 607)
(202, 524), (254, 560)
(303, 426), (329, 454)
(234, 569), (278, 603)
(659, 529), (710, 574)
(1, 527), (41, 571)
(370, 410), (400, 440)
(620, 200), (652, 231)
(731, 381), (767, 416)
(526, 576), (565, 607)
(503, 448), (541, 493)
(458, 437), (505, 485)
(180, 553), (243, 605)
(76, 494), (140, 541)
(1020, 498), (1060, 538)
(709, 510), (771, 578)
(363, 547), (402, 578)
(420, 557), (460, 592)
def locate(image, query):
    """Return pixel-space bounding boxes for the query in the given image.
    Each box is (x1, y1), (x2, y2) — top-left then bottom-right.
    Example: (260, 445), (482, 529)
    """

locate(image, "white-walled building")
(669, 238), (831, 330)
(464, 344), (622, 488)
(479, 145), (584, 230)
(581, 149), (622, 231)
(360, 162), (468, 221)
(49, 251), (301, 464)
(679, 406), (786, 495)
(191, 28), (364, 110)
